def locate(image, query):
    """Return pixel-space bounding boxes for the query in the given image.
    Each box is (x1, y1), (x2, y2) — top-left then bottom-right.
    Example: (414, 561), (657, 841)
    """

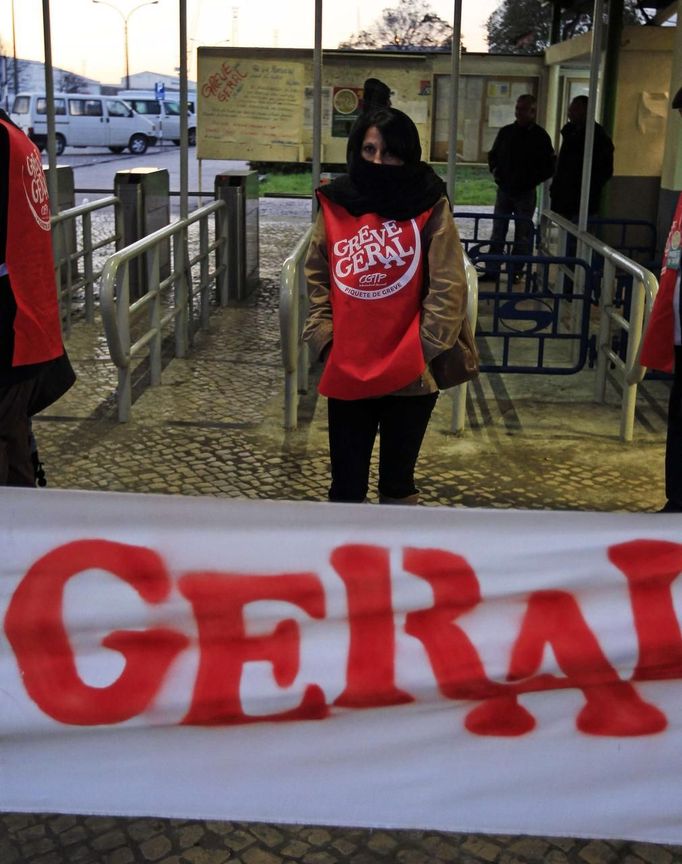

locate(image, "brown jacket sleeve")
(302, 211), (333, 362)
(420, 196), (469, 362)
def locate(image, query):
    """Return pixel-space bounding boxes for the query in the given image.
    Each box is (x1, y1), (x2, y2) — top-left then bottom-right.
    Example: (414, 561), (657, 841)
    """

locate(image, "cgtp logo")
(358, 273), (387, 287)
(22, 149), (51, 231)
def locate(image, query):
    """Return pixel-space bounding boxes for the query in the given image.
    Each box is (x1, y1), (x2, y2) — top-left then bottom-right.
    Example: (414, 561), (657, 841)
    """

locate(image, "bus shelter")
(34, 0), (682, 235)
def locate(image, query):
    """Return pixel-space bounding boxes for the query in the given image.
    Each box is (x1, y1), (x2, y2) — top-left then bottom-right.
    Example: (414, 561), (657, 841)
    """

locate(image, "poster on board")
(331, 86), (364, 138)
(197, 55), (305, 160)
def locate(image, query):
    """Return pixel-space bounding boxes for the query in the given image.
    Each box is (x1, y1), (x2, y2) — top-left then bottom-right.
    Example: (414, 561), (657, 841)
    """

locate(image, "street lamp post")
(91, 0), (159, 89)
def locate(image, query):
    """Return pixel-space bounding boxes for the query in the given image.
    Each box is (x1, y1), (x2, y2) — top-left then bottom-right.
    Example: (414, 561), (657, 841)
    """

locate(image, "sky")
(0, 0), (498, 86)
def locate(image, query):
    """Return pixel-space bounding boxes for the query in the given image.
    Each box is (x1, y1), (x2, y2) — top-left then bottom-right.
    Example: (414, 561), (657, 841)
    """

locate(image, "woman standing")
(303, 107), (474, 504)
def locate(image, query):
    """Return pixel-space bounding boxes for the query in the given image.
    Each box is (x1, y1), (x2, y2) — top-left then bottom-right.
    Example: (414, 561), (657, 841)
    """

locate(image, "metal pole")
(446, 0), (462, 203)
(602, 0), (623, 140)
(41, 0), (58, 215)
(92, 2), (160, 91)
(11, 0), (19, 97)
(577, 0), (604, 233)
(311, 0), (323, 221)
(124, 18), (130, 89)
(179, 0), (188, 220)
(550, 1), (562, 45)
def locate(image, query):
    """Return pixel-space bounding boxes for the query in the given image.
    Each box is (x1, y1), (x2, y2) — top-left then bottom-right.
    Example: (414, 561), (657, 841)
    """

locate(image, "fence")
(50, 195), (121, 335)
(100, 199), (228, 422)
(540, 209), (659, 441)
(453, 209), (659, 441)
(280, 224), (313, 431)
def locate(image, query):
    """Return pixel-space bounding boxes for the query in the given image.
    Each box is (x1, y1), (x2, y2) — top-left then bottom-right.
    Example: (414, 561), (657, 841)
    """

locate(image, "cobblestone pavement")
(3, 201), (679, 863)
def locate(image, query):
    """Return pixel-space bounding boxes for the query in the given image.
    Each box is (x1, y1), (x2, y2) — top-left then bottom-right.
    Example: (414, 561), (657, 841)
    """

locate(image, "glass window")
(68, 99), (85, 116)
(36, 98), (66, 115)
(130, 99), (160, 115)
(164, 101), (181, 116)
(12, 96), (30, 114)
(85, 100), (103, 117)
(107, 100), (132, 118)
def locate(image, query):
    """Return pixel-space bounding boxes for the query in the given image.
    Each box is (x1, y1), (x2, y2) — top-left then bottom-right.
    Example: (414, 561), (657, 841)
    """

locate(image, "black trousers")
(327, 392), (438, 503)
(0, 377), (36, 487)
(486, 187), (536, 275)
(666, 345), (682, 506)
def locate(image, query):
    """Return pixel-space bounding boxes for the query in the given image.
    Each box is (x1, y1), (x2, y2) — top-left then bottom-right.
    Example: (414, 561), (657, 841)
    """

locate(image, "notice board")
(197, 53), (305, 160)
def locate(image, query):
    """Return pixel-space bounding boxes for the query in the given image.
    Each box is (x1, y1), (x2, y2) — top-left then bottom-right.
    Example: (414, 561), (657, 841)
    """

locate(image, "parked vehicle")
(10, 92), (158, 155)
(117, 90), (197, 146)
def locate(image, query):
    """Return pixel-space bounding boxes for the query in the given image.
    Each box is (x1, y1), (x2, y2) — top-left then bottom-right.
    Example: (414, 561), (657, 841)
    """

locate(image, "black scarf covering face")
(318, 160), (447, 222)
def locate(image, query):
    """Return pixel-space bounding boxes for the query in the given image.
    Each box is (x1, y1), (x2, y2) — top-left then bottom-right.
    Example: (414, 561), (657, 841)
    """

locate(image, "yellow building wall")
(612, 26), (674, 177)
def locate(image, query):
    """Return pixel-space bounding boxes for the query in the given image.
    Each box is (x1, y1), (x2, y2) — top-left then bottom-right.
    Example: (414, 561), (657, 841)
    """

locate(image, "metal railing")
(100, 199), (228, 422)
(449, 254), (479, 435)
(541, 209), (659, 442)
(51, 195), (120, 335)
(280, 224), (313, 430)
(279, 226), (479, 433)
(586, 217), (657, 266)
(454, 211), (538, 260)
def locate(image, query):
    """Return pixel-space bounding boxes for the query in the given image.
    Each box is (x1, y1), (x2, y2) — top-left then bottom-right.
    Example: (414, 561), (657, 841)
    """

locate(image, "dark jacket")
(549, 121), (614, 218)
(487, 122), (555, 197)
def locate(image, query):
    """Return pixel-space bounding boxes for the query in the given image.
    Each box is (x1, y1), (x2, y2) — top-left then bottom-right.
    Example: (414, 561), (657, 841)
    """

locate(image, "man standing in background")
(483, 94), (555, 282)
(550, 95), (614, 220)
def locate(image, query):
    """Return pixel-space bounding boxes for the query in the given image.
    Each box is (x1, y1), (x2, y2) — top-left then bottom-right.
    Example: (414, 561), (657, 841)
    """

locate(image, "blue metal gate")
(453, 212), (610, 375)
(470, 254), (594, 375)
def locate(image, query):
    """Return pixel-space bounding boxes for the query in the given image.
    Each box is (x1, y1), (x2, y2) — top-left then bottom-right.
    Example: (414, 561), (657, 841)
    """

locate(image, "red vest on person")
(640, 192), (682, 373)
(1, 117), (63, 367)
(318, 196), (431, 400)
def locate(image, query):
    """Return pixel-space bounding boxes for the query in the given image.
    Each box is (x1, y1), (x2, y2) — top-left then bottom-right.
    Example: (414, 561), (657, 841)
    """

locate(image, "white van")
(118, 91), (197, 146)
(10, 92), (158, 155)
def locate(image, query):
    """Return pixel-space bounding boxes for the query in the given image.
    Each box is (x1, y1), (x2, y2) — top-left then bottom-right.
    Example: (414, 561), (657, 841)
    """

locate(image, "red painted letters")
(4, 537), (682, 736)
(333, 545), (413, 708)
(4, 539), (188, 725)
(180, 571), (328, 724)
(609, 539), (682, 680)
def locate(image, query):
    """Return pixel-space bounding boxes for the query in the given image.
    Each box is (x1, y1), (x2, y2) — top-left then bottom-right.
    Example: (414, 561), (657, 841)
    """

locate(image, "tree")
(486, 0), (645, 55)
(59, 70), (90, 93)
(339, 0), (456, 52)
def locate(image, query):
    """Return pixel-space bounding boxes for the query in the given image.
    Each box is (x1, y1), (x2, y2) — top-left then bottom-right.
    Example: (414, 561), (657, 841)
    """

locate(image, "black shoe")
(657, 501), (682, 513)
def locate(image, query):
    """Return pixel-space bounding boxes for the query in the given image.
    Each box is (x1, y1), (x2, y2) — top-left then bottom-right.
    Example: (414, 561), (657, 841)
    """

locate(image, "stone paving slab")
(2, 815), (682, 864)
(5, 207), (679, 862)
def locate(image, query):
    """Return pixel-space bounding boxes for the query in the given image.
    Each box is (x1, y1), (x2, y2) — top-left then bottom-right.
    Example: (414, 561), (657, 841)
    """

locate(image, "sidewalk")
(35, 201), (670, 512)
(2, 201), (678, 864)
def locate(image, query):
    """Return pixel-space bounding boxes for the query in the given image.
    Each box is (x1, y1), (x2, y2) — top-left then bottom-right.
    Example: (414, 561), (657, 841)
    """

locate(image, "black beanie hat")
(363, 78), (392, 110)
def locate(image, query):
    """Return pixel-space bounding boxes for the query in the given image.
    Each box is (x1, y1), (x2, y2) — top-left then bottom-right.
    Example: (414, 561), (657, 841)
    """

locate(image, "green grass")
(435, 165), (497, 206)
(257, 172), (317, 197)
(257, 164), (496, 206)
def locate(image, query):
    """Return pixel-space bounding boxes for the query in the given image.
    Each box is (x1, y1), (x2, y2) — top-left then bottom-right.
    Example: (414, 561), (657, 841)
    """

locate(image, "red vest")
(1, 117), (63, 367)
(318, 197), (431, 400)
(640, 192), (682, 373)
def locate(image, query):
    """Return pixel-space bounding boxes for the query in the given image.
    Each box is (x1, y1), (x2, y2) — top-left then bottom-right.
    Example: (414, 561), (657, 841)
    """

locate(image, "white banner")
(2, 488), (682, 843)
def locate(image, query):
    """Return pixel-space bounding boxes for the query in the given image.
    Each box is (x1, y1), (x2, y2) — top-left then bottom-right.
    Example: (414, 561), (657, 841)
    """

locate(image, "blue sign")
(154, 82), (165, 101)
